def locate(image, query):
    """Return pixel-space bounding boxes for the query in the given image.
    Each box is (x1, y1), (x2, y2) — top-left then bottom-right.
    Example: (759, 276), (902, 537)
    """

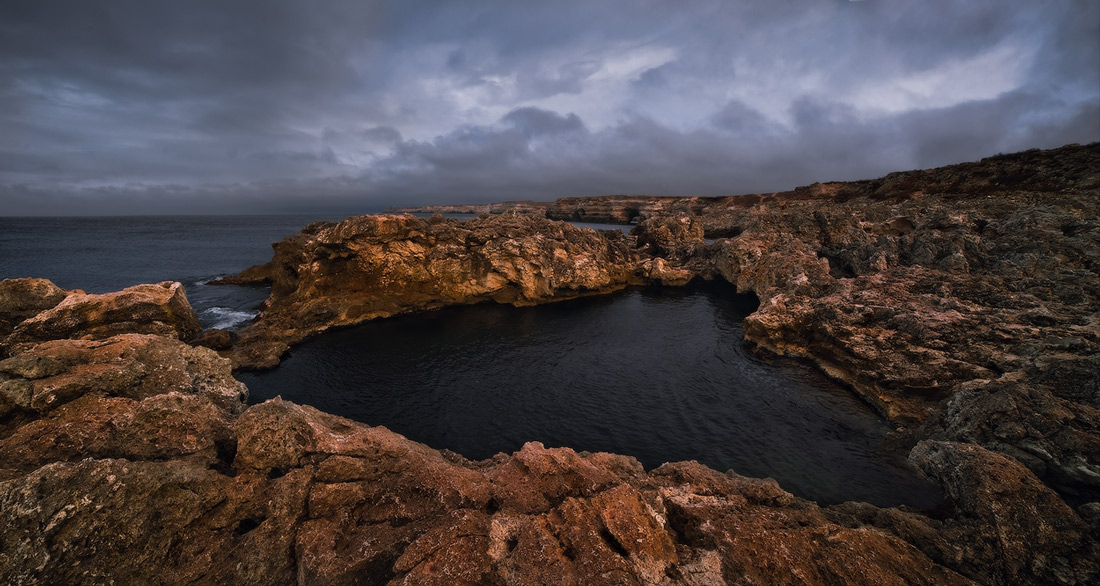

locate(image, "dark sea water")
(1, 215), (941, 507)
(0, 215), (346, 329)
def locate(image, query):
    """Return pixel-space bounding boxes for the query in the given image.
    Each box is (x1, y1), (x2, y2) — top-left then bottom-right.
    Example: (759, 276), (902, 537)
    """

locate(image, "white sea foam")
(194, 275), (228, 286)
(202, 307), (258, 330)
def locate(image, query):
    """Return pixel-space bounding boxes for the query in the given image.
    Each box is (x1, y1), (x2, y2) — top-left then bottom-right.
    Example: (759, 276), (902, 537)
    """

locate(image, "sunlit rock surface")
(0, 280), (201, 357)
(229, 213), (642, 370)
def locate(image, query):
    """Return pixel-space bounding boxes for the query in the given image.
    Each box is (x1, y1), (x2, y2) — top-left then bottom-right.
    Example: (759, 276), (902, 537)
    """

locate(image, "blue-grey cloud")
(1, 0), (1097, 215)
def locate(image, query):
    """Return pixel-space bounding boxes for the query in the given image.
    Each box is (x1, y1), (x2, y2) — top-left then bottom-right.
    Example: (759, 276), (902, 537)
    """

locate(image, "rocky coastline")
(1, 143), (1098, 584)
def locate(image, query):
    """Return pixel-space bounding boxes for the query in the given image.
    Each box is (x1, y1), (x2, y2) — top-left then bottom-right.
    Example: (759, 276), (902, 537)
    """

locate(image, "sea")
(0, 214), (941, 507)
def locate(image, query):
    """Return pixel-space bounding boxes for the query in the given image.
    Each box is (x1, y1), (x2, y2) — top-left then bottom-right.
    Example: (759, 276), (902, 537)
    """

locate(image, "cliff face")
(2, 144), (1099, 585)
(679, 146), (1100, 504)
(230, 213), (644, 370)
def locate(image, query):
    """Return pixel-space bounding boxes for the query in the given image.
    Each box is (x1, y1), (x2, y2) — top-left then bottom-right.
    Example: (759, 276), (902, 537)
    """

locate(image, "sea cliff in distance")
(1, 143), (1098, 585)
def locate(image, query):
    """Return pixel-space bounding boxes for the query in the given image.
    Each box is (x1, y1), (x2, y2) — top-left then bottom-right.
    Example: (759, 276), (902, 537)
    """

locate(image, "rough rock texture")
(191, 327), (238, 350)
(911, 440), (1097, 585)
(0, 280), (201, 357)
(207, 262), (274, 286)
(229, 213), (642, 369)
(676, 145), (1100, 508)
(2, 386), (983, 586)
(0, 278), (68, 339)
(0, 333), (246, 424)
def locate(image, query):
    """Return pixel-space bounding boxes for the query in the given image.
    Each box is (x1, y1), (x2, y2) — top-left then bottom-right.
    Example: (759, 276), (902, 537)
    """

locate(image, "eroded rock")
(0, 333), (246, 421)
(1, 281), (201, 356)
(230, 213), (642, 369)
(0, 278), (68, 339)
(911, 440), (1098, 585)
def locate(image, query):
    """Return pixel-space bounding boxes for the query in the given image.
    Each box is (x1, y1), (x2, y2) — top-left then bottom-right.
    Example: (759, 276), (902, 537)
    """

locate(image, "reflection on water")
(240, 281), (942, 507)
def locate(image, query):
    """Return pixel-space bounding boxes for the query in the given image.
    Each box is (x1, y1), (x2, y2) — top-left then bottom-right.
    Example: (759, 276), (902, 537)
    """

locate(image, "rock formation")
(0, 278), (67, 339)
(0, 280), (201, 357)
(228, 213), (642, 369)
(2, 143), (1098, 584)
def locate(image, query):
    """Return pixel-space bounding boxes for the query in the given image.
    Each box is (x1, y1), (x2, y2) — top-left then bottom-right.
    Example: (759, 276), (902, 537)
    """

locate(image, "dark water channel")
(240, 282), (942, 508)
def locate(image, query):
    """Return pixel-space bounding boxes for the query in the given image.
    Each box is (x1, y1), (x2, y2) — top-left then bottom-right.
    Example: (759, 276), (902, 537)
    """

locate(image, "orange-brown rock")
(207, 262), (274, 286)
(230, 213), (642, 369)
(0, 333), (246, 424)
(0, 278), (68, 339)
(388, 200), (551, 216)
(0, 280), (1095, 584)
(191, 327), (237, 350)
(2, 392), (986, 586)
(0, 281), (201, 357)
(680, 146), (1100, 507)
(911, 440), (1098, 585)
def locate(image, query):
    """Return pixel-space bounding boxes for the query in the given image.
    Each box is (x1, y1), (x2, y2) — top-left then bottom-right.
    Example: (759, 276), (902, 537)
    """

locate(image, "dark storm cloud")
(1, 0), (1097, 215)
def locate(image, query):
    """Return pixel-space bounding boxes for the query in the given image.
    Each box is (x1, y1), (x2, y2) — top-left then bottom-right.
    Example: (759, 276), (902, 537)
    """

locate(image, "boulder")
(191, 327), (237, 350)
(0, 333), (246, 420)
(911, 441), (1098, 585)
(1, 281), (201, 356)
(0, 278), (68, 338)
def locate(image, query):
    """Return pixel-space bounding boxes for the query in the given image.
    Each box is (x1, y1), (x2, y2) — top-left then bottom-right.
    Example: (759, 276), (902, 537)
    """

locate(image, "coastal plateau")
(1, 143), (1098, 584)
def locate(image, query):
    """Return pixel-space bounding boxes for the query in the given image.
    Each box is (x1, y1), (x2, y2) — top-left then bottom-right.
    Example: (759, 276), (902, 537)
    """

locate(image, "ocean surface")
(0, 215), (347, 330)
(1, 215), (941, 507)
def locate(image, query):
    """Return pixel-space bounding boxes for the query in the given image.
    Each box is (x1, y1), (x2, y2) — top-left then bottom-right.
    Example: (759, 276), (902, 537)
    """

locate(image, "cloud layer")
(2, 0), (1097, 214)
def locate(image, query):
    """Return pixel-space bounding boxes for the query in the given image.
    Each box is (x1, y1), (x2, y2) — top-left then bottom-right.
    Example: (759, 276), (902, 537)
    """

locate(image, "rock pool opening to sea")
(239, 280), (943, 508)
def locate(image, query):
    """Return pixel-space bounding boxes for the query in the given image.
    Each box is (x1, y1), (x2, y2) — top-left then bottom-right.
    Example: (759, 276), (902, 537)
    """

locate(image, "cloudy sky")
(2, 0), (1097, 215)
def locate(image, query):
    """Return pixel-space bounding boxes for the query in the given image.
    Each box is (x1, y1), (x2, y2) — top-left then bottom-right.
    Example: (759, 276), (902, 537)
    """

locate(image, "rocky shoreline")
(1, 143), (1098, 584)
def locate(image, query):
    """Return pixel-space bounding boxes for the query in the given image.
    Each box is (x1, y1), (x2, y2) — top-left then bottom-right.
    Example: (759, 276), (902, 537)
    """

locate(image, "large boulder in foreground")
(0, 278), (68, 338)
(230, 213), (641, 369)
(0, 281), (201, 357)
(911, 440), (1098, 585)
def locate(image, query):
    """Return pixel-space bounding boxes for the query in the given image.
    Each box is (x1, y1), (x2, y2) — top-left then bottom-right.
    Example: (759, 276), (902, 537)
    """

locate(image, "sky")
(1, 0), (1098, 215)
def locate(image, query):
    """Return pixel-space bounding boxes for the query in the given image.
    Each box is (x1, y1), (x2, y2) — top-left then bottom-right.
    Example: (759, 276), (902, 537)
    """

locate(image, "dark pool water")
(239, 282), (942, 507)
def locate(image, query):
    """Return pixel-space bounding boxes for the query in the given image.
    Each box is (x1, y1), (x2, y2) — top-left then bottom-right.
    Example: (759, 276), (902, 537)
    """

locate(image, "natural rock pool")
(240, 281), (942, 508)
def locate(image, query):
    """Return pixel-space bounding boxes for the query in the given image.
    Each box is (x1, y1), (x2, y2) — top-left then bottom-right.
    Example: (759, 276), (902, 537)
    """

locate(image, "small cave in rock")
(238, 281), (941, 508)
(817, 250), (859, 279)
(233, 518), (264, 538)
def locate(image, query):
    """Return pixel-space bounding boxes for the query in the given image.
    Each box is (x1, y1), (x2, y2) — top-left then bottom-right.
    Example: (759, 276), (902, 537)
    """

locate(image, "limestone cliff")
(229, 213), (643, 370)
